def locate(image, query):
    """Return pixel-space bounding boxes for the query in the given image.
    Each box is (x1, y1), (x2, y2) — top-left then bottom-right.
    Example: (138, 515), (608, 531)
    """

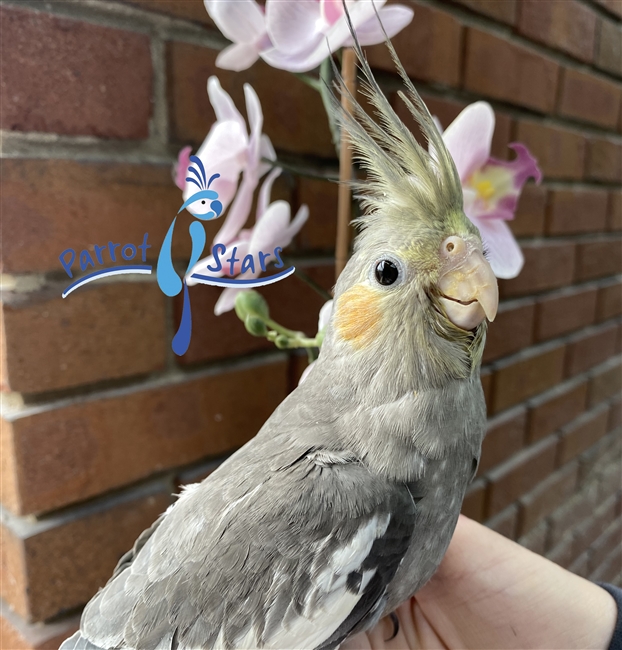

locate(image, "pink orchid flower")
(299, 299), (334, 385)
(204, 0), (413, 73)
(204, 0), (272, 72)
(440, 101), (542, 279)
(186, 169), (309, 315)
(176, 76), (275, 246)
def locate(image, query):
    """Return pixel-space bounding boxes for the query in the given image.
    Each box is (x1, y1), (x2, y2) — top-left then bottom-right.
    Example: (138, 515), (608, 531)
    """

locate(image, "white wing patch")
(232, 513), (392, 650)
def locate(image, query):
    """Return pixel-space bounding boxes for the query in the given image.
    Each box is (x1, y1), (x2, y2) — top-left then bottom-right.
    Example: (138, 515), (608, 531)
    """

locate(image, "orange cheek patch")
(334, 284), (383, 349)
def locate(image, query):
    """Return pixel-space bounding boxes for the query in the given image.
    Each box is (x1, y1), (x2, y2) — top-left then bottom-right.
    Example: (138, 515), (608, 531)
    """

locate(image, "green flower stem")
(293, 72), (322, 92)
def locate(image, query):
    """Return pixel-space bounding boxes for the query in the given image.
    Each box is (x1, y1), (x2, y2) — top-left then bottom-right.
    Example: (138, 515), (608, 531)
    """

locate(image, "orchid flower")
(186, 169), (309, 315)
(299, 299), (334, 385)
(439, 102), (542, 279)
(204, 0), (414, 73)
(176, 76), (275, 246)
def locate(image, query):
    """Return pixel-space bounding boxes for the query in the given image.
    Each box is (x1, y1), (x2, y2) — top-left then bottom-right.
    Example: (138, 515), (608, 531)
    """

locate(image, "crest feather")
(330, 6), (464, 231)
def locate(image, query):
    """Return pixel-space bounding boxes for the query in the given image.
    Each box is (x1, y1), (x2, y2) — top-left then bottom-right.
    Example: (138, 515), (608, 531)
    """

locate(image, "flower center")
(473, 179), (495, 201)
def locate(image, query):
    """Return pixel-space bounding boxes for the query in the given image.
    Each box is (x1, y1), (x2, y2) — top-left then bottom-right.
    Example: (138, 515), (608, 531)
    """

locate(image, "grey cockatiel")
(60, 30), (498, 650)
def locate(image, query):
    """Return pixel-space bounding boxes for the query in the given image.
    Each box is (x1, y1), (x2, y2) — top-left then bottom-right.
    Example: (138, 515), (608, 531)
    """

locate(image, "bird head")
(321, 36), (498, 392)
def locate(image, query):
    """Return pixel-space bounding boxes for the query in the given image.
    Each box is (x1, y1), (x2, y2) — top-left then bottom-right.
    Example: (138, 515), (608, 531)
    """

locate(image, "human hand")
(342, 515), (617, 650)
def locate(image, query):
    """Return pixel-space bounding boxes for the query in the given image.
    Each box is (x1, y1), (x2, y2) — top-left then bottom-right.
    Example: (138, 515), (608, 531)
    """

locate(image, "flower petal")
(261, 0), (384, 72)
(343, 5), (413, 46)
(298, 360), (315, 385)
(213, 172), (256, 246)
(186, 239), (251, 283)
(214, 287), (243, 315)
(318, 299), (334, 331)
(207, 77), (244, 127)
(244, 82), (264, 157)
(466, 143), (543, 222)
(257, 167), (282, 219)
(257, 134), (276, 177)
(174, 146), (192, 190)
(442, 101), (495, 181)
(265, 0), (323, 55)
(216, 42), (262, 72)
(205, 0), (266, 45)
(473, 217), (524, 279)
(248, 200), (293, 255)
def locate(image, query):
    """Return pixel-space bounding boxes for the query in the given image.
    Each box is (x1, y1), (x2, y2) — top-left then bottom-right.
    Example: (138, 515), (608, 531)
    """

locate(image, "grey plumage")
(60, 15), (495, 650)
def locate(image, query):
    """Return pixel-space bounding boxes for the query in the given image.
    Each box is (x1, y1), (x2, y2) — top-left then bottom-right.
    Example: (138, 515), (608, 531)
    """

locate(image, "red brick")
(588, 358), (622, 406)
(575, 238), (622, 282)
(528, 379), (589, 443)
(2, 283), (166, 395)
(1, 488), (171, 622)
(0, 600), (78, 650)
(120, 0), (213, 25)
(548, 480), (599, 547)
(518, 461), (579, 535)
(167, 42), (334, 158)
(569, 550), (590, 577)
(1, 360), (287, 515)
(586, 137), (622, 183)
(0, 7), (151, 138)
(558, 68), (622, 129)
(590, 545), (622, 582)
(508, 185), (547, 237)
(593, 0), (622, 19)
(609, 192), (622, 232)
(558, 404), (610, 464)
(547, 532), (576, 568)
(500, 242), (576, 298)
(366, 3), (462, 87)
(600, 463), (622, 502)
(461, 478), (486, 522)
(597, 279), (622, 322)
(480, 406), (527, 473)
(296, 178), (339, 251)
(454, 0), (517, 24)
(566, 323), (619, 376)
(481, 367), (493, 414)
(1, 159), (184, 274)
(486, 435), (558, 516)
(572, 493), (619, 558)
(518, 520), (548, 554)
(578, 430), (620, 486)
(483, 300), (535, 363)
(176, 265), (333, 366)
(597, 18), (622, 77)
(518, 0), (597, 63)
(516, 120), (586, 180)
(593, 521), (622, 572)
(492, 343), (566, 413)
(535, 286), (598, 342)
(486, 504), (519, 539)
(464, 28), (559, 113)
(546, 188), (609, 235)
(397, 94), (465, 148)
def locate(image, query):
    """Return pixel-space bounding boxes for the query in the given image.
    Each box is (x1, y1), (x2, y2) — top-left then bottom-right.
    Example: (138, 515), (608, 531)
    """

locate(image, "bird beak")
(437, 236), (499, 331)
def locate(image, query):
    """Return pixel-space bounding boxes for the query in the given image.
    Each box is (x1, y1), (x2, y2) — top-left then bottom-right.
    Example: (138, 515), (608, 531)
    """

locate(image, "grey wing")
(74, 448), (417, 650)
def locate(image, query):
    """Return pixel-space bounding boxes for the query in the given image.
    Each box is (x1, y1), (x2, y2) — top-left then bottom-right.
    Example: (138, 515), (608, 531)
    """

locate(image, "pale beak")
(437, 236), (499, 331)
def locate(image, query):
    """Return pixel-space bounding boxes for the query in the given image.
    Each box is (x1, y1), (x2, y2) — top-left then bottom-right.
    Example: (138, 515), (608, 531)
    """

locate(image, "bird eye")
(374, 259), (400, 286)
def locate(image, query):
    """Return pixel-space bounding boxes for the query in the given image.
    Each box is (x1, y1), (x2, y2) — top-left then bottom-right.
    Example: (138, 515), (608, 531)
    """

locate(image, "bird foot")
(384, 611), (399, 642)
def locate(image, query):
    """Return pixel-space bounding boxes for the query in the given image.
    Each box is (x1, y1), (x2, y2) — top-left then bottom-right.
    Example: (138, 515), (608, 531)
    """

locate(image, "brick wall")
(1, 0), (620, 645)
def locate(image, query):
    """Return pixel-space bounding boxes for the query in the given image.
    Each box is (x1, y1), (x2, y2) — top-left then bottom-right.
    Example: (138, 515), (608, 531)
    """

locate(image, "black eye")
(375, 260), (399, 286)
(201, 200), (206, 204)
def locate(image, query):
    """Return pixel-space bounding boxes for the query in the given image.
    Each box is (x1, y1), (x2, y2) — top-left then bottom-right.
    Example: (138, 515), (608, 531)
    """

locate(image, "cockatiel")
(60, 26), (498, 650)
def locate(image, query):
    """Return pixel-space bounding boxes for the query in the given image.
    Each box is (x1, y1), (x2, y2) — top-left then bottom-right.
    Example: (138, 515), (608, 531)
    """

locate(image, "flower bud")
(235, 290), (269, 321)
(274, 334), (290, 349)
(245, 315), (268, 337)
